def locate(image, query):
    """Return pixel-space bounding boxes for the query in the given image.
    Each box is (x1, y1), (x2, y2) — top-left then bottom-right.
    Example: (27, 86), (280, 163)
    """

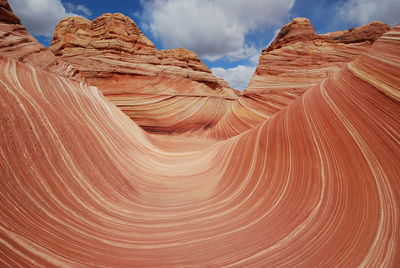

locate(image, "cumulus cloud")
(337, 0), (400, 26)
(140, 0), (295, 61)
(8, 0), (91, 36)
(65, 2), (92, 17)
(211, 65), (256, 90)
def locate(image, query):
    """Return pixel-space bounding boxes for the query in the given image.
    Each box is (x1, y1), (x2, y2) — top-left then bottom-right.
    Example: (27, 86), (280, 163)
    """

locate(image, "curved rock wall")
(49, 13), (236, 134)
(0, 0), (81, 80)
(206, 18), (390, 139)
(1, 1), (400, 265)
(0, 18), (399, 266)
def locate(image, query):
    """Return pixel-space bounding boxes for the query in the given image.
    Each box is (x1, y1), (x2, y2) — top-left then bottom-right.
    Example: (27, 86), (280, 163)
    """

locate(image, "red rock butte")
(1, 1), (400, 266)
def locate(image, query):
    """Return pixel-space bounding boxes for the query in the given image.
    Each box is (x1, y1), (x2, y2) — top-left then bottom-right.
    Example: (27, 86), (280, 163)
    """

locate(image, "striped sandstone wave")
(205, 18), (390, 139)
(0, 21), (399, 267)
(49, 13), (237, 134)
(0, 0), (81, 81)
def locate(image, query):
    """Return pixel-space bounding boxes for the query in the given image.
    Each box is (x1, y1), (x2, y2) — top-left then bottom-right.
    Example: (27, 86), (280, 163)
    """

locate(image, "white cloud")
(8, 0), (91, 36)
(337, 0), (400, 26)
(249, 52), (261, 65)
(140, 0), (295, 61)
(211, 65), (256, 90)
(65, 2), (92, 17)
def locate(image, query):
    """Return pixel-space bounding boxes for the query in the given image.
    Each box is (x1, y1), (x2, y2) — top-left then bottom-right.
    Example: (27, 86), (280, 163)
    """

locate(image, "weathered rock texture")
(248, 18), (390, 94)
(1, 0), (400, 265)
(50, 14), (232, 93)
(1, 20), (400, 266)
(49, 14), (236, 133)
(205, 18), (390, 139)
(0, 0), (81, 80)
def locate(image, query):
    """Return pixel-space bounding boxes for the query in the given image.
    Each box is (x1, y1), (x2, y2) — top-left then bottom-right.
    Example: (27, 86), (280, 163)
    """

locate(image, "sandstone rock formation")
(50, 14), (232, 93)
(0, 0), (81, 80)
(1, 24), (399, 266)
(248, 18), (390, 94)
(50, 14), (236, 133)
(205, 18), (390, 139)
(1, 2), (400, 266)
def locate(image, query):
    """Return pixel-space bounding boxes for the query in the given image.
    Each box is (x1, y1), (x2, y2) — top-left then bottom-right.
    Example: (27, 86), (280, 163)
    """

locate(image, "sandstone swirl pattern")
(49, 13), (237, 134)
(206, 18), (391, 139)
(0, 0), (81, 80)
(0, 7), (400, 265)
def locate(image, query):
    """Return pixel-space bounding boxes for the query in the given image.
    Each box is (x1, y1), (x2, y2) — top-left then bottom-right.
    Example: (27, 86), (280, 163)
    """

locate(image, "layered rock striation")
(248, 17), (390, 94)
(49, 14), (236, 133)
(206, 18), (390, 139)
(1, 1), (400, 266)
(0, 0), (81, 80)
(1, 19), (400, 267)
(50, 13), (232, 94)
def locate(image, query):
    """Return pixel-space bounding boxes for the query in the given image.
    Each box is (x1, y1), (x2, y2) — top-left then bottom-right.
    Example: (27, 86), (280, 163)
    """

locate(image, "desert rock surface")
(0, 1), (400, 266)
(206, 17), (390, 139)
(50, 13), (236, 133)
(0, 0), (81, 80)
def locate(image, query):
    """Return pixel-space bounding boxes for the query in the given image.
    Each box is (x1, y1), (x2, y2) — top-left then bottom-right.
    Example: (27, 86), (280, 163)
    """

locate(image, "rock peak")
(51, 13), (155, 54)
(91, 13), (152, 43)
(267, 17), (317, 51)
(50, 12), (233, 94)
(291, 17), (310, 23)
(49, 11), (235, 133)
(320, 20), (390, 44)
(266, 18), (389, 52)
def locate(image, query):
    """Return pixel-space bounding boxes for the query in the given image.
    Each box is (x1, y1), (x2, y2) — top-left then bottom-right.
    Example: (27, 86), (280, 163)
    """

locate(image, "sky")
(8, 0), (400, 90)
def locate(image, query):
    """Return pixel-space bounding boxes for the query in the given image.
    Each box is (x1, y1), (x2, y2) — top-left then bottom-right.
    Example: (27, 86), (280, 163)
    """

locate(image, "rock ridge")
(266, 17), (389, 52)
(204, 18), (390, 139)
(1, 22), (400, 266)
(0, 0), (81, 80)
(50, 13), (233, 96)
(49, 12), (236, 134)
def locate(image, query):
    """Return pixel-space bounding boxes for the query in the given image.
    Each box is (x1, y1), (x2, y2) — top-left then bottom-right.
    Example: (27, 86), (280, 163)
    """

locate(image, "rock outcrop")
(0, 0), (81, 80)
(205, 18), (390, 139)
(49, 13), (235, 133)
(1, 16), (400, 266)
(50, 14), (229, 90)
(248, 18), (390, 94)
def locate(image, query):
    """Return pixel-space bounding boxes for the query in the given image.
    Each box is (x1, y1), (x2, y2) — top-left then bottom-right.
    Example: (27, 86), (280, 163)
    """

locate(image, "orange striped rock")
(1, 1), (400, 266)
(0, 15), (399, 266)
(49, 13), (237, 134)
(205, 18), (390, 139)
(0, 0), (81, 80)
